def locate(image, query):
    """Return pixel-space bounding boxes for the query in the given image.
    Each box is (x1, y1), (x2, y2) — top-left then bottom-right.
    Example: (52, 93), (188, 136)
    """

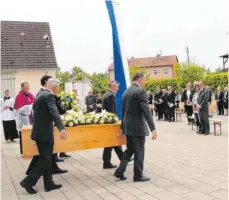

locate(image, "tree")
(55, 67), (70, 90)
(129, 65), (150, 82)
(174, 62), (207, 89)
(71, 66), (90, 81)
(90, 73), (109, 94)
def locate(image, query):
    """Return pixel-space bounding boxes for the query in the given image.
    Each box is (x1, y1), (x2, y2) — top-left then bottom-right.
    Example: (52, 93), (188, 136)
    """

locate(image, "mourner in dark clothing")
(26, 75), (67, 177)
(102, 81), (124, 169)
(85, 91), (96, 113)
(160, 89), (168, 120)
(223, 87), (228, 116)
(181, 82), (194, 124)
(96, 93), (103, 113)
(206, 86), (212, 104)
(147, 91), (153, 115)
(197, 81), (210, 135)
(20, 78), (67, 194)
(166, 86), (176, 122)
(215, 87), (224, 115)
(154, 87), (162, 119)
(114, 73), (157, 182)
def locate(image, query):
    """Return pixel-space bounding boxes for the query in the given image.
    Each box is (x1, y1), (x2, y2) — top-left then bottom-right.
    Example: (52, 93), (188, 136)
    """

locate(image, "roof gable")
(1, 21), (57, 69)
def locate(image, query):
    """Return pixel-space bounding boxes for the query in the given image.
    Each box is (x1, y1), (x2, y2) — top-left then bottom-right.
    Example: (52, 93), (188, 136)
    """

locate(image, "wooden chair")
(209, 118), (225, 136)
(175, 108), (184, 122)
(188, 116), (196, 130)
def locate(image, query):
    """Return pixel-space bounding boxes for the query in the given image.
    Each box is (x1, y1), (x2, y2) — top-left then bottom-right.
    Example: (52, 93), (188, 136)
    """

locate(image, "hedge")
(146, 78), (179, 92)
(202, 72), (228, 92)
(146, 72), (228, 92)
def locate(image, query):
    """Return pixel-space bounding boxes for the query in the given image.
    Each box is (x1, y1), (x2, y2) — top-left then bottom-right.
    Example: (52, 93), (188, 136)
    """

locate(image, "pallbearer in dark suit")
(166, 86), (176, 122)
(181, 82), (194, 124)
(20, 78), (67, 194)
(26, 75), (67, 176)
(102, 81), (124, 169)
(114, 73), (157, 182)
(215, 87), (224, 115)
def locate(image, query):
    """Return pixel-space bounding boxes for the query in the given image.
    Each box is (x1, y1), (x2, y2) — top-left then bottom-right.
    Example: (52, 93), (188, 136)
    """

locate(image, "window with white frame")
(153, 69), (160, 75)
(164, 68), (168, 75)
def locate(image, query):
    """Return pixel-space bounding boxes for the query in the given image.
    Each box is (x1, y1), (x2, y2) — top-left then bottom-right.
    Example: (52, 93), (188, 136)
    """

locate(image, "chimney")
(156, 54), (161, 60)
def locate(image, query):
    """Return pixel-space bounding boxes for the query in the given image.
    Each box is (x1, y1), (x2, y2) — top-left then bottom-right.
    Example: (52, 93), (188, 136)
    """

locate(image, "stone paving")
(1, 114), (228, 200)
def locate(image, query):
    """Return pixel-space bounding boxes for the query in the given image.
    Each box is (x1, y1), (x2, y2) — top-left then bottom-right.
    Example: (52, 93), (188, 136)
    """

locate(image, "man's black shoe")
(56, 157), (64, 162)
(20, 179), (37, 194)
(59, 153), (71, 158)
(204, 132), (210, 135)
(53, 168), (68, 174)
(134, 176), (151, 182)
(114, 172), (127, 180)
(103, 164), (117, 169)
(45, 184), (62, 192)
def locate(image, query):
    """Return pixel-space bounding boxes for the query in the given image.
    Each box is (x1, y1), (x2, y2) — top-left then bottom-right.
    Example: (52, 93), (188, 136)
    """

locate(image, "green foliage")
(71, 66), (90, 81)
(55, 67), (70, 90)
(146, 78), (178, 92)
(202, 72), (228, 92)
(129, 65), (150, 82)
(90, 73), (109, 94)
(146, 72), (228, 93)
(174, 62), (207, 89)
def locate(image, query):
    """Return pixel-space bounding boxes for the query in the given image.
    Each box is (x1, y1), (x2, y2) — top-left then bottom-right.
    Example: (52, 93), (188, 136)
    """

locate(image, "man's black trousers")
(115, 135), (145, 178)
(27, 142), (53, 188)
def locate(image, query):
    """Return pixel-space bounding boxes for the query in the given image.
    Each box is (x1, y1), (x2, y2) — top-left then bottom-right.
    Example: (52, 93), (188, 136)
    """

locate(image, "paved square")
(1, 115), (228, 200)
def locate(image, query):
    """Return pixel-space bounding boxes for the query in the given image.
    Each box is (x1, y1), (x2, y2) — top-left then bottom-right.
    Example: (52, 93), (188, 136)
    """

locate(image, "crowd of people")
(145, 81), (228, 135)
(1, 73), (228, 195)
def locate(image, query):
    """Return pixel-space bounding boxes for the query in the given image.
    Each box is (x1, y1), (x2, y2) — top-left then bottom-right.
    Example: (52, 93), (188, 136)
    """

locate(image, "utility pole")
(186, 46), (190, 66)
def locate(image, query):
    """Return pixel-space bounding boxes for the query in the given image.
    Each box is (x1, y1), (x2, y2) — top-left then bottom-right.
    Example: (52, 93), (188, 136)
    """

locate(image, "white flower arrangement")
(61, 110), (119, 127)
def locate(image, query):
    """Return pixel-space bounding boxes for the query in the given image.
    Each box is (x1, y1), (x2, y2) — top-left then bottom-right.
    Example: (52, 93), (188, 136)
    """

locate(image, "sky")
(1, 0), (229, 73)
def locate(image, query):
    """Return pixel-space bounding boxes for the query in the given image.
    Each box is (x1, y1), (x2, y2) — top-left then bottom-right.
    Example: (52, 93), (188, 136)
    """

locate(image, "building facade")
(108, 55), (179, 81)
(1, 21), (57, 97)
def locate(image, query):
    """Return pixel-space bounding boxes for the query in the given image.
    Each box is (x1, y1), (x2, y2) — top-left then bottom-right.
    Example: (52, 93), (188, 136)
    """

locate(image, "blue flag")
(105, 0), (131, 119)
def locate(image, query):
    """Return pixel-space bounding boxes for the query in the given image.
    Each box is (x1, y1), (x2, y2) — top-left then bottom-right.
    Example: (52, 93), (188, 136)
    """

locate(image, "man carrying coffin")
(26, 75), (67, 176)
(114, 73), (157, 181)
(20, 78), (67, 194)
(102, 81), (124, 169)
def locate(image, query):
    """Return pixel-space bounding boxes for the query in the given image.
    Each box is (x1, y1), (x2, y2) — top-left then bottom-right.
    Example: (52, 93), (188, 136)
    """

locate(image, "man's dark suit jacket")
(208, 89), (212, 103)
(198, 88), (209, 112)
(166, 91), (176, 106)
(154, 91), (162, 102)
(102, 90), (117, 114)
(215, 91), (224, 103)
(181, 89), (194, 103)
(121, 83), (156, 137)
(31, 90), (65, 143)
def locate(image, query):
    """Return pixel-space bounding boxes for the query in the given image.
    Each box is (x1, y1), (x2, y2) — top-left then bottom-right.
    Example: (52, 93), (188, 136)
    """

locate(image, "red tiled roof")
(1, 21), (57, 69)
(108, 55), (178, 70)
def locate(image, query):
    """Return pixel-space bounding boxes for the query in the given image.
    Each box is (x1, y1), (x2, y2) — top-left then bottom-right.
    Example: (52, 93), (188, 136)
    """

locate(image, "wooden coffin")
(21, 123), (126, 158)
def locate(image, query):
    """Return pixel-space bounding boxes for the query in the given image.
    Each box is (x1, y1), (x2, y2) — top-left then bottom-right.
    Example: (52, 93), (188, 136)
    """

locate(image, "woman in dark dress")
(224, 87), (228, 116)
(181, 82), (194, 124)
(96, 93), (103, 113)
(1, 89), (18, 142)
